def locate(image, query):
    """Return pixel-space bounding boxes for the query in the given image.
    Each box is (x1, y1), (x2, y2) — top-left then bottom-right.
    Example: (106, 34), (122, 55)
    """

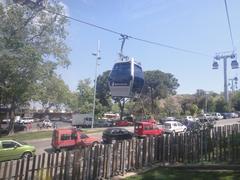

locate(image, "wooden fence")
(1, 124), (240, 180)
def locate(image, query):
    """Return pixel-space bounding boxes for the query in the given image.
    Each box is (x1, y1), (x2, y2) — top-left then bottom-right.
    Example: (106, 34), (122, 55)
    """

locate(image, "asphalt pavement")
(3, 118), (240, 156)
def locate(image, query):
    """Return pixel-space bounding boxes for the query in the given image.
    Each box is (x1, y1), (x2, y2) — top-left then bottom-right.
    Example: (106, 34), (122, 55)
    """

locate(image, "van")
(51, 128), (100, 151)
(134, 122), (164, 137)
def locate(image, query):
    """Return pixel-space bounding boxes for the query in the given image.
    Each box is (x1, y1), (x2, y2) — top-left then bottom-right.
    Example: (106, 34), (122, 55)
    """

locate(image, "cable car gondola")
(108, 58), (144, 98)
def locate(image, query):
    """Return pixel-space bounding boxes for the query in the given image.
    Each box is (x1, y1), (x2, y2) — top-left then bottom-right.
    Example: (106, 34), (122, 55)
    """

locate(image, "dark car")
(0, 128), (9, 137)
(13, 123), (27, 132)
(186, 121), (202, 133)
(102, 128), (134, 144)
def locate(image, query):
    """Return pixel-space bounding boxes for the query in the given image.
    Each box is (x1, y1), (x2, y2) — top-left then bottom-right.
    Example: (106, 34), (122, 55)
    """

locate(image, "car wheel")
(22, 152), (32, 159)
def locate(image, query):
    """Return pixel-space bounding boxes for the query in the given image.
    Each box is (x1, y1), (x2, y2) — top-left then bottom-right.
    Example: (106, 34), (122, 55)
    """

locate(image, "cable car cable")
(44, 8), (211, 57)
(224, 0), (235, 51)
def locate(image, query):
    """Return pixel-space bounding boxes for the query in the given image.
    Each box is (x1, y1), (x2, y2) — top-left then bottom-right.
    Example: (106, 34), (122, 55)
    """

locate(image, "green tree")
(0, 2), (70, 132)
(215, 97), (230, 113)
(96, 70), (112, 108)
(163, 96), (182, 117)
(36, 74), (75, 112)
(77, 79), (94, 114)
(231, 92), (240, 111)
(142, 70), (179, 114)
(190, 104), (198, 116)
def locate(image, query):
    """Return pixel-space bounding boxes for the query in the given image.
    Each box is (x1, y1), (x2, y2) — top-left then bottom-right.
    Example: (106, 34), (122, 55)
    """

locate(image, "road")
(25, 118), (240, 155)
(25, 126), (134, 155)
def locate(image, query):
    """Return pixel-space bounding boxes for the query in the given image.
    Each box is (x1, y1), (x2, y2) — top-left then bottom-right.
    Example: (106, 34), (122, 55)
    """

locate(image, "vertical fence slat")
(31, 155), (36, 180)
(92, 145), (99, 178)
(64, 151), (70, 180)
(59, 152), (65, 180)
(36, 154), (41, 180)
(3, 161), (8, 180)
(24, 157), (30, 180)
(19, 159), (25, 180)
(50, 153), (55, 179)
(46, 153), (51, 179)
(7, 161), (13, 180)
(53, 152), (59, 180)
(14, 160), (20, 180)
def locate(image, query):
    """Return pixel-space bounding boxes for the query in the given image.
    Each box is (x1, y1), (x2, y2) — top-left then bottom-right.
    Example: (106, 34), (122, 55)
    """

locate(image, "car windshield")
(164, 123), (171, 129)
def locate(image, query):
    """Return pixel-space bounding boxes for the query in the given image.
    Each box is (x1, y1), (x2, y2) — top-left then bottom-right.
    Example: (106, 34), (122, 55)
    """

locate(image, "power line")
(224, 0), (235, 50)
(45, 8), (210, 57)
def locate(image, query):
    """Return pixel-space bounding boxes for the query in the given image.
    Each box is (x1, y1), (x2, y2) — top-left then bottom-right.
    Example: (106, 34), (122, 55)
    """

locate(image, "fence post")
(59, 152), (65, 180)
(19, 158), (25, 180)
(53, 152), (59, 180)
(64, 151), (70, 180)
(14, 159), (20, 180)
(2, 161), (8, 180)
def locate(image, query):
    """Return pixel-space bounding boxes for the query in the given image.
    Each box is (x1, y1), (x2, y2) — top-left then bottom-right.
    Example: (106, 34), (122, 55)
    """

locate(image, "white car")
(42, 119), (53, 127)
(164, 121), (187, 135)
(21, 117), (34, 124)
(185, 116), (194, 121)
(15, 117), (34, 124)
(211, 113), (223, 120)
(2, 119), (11, 123)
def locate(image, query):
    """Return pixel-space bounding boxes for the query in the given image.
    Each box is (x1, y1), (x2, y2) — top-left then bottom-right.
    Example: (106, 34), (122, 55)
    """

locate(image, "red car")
(142, 118), (157, 124)
(51, 128), (100, 151)
(116, 120), (132, 127)
(134, 122), (164, 137)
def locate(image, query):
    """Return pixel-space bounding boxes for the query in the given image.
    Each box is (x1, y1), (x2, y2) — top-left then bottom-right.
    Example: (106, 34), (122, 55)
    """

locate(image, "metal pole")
(92, 40), (100, 128)
(223, 57), (229, 102)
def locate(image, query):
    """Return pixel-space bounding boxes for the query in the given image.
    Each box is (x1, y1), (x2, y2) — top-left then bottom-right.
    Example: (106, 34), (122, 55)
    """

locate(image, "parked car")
(52, 128), (100, 151)
(231, 112), (238, 118)
(141, 117), (157, 124)
(94, 120), (112, 127)
(134, 122), (164, 137)
(115, 120), (133, 126)
(165, 117), (176, 121)
(0, 140), (36, 162)
(15, 117), (34, 124)
(211, 113), (223, 120)
(164, 121), (187, 135)
(1, 119), (11, 124)
(0, 123), (26, 135)
(186, 121), (203, 133)
(185, 116), (194, 121)
(102, 128), (134, 144)
(42, 119), (53, 127)
(0, 128), (9, 137)
(222, 112), (237, 119)
(14, 123), (27, 132)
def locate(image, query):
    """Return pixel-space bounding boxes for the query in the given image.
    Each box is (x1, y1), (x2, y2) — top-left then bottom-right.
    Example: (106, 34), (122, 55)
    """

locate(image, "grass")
(126, 167), (240, 180)
(0, 128), (104, 141)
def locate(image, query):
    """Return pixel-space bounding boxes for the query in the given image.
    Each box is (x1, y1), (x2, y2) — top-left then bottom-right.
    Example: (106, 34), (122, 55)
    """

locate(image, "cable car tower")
(108, 35), (144, 99)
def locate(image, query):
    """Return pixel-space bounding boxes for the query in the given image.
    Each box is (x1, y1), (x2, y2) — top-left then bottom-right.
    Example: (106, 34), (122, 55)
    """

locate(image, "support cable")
(224, 0), (235, 50)
(44, 8), (210, 57)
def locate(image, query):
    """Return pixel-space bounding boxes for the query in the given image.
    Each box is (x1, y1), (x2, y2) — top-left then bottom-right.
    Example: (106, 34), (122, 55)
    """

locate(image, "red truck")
(51, 128), (100, 151)
(134, 122), (164, 137)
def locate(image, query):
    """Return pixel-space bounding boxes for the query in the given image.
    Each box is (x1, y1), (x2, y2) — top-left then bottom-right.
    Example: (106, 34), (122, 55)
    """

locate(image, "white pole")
(92, 40), (100, 128)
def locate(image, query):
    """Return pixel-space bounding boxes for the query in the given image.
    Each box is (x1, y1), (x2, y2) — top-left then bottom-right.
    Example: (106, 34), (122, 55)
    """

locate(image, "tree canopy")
(0, 1), (70, 131)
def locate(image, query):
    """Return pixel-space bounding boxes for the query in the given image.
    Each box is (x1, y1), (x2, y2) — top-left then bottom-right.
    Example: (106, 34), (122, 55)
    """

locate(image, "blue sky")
(57, 0), (240, 94)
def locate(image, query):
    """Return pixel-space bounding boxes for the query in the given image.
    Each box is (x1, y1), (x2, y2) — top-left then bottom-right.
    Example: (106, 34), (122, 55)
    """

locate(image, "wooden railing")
(0, 124), (240, 180)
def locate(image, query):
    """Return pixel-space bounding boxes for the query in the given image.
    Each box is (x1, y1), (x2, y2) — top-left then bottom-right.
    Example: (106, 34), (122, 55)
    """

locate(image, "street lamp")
(91, 40), (101, 129)
(212, 52), (238, 102)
